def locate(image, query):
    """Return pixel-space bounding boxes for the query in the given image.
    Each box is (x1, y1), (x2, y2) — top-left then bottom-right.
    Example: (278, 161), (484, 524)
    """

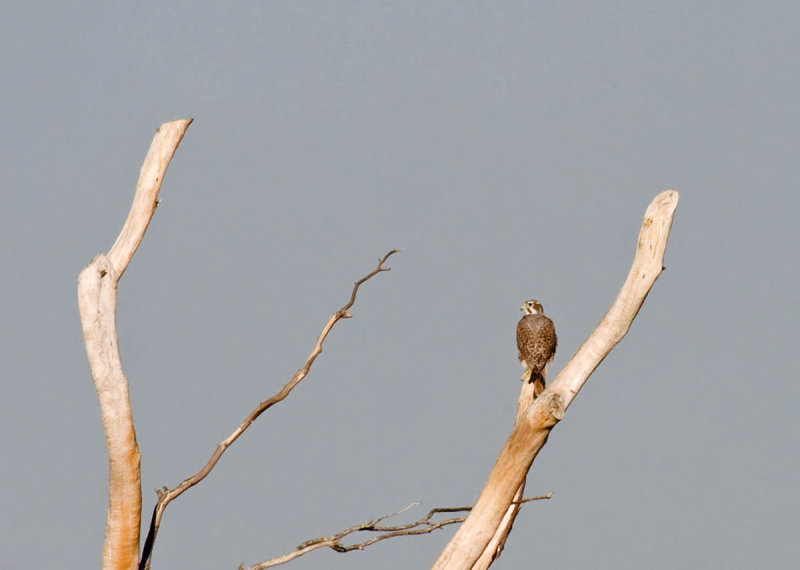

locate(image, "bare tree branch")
(433, 190), (679, 569)
(243, 495), (552, 570)
(77, 119), (193, 570)
(473, 370), (548, 568)
(139, 250), (400, 570)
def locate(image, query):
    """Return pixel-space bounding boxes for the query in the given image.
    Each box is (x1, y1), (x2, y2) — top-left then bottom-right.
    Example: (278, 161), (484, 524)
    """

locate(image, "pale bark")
(472, 377), (539, 569)
(432, 190), (679, 569)
(77, 119), (192, 570)
(76, 124), (676, 570)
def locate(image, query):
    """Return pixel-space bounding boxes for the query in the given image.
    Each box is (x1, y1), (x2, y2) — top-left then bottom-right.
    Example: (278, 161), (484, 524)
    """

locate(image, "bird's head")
(521, 299), (544, 315)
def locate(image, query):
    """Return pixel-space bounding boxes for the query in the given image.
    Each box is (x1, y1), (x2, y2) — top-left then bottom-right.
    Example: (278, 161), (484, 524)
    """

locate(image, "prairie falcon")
(517, 299), (557, 398)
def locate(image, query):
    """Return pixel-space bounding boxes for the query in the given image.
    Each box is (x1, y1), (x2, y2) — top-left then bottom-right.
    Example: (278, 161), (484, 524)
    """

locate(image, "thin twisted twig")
(243, 494), (552, 569)
(139, 250), (400, 570)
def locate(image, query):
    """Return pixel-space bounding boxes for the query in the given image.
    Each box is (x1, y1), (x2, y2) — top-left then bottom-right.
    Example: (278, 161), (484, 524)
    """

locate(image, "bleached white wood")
(432, 190), (679, 569)
(77, 119), (191, 570)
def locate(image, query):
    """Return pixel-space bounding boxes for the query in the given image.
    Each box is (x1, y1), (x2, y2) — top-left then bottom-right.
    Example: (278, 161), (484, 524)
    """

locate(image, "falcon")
(517, 299), (557, 398)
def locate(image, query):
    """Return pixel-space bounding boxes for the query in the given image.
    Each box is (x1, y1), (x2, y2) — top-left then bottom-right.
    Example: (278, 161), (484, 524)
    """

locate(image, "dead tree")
(77, 119), (678, 570)
(432, 190), (678, 568)
(78, 120), (193, 570)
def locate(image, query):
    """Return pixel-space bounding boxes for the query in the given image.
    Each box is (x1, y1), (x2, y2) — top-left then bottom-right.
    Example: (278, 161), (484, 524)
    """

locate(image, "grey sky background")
(1, 2), (798, 569)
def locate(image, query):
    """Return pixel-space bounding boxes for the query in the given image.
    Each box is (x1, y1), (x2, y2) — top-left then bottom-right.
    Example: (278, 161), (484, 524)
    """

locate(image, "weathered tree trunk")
(432, 190), (679, 569)
(78, 119), (192, 570)
(77, 120), (677, 570)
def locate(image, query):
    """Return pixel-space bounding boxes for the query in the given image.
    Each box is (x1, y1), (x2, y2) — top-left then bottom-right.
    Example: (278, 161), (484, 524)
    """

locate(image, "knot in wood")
(527, 392), (564, 427)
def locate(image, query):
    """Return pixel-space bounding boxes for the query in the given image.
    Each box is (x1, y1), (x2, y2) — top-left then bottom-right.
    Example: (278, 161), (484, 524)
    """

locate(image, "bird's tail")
(525, 370), (546, 399)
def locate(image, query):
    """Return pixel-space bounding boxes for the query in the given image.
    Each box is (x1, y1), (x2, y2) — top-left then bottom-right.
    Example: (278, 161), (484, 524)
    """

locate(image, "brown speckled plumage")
(517, 299), (557, 398)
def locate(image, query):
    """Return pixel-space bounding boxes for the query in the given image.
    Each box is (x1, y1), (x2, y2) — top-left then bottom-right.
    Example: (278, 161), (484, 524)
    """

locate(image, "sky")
(1, 2), (799, 569)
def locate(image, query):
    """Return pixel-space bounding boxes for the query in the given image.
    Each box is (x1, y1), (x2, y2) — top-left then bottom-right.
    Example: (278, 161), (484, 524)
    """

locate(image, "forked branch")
(433, 190), (679, 569)
(139, 250), (399, 570)
(243, 495), (552, 569)
(77, 119), (193, 570)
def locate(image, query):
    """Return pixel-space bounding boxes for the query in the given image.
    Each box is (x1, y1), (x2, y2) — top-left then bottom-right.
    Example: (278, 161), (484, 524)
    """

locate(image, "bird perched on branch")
(517, 299), (557, 398)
